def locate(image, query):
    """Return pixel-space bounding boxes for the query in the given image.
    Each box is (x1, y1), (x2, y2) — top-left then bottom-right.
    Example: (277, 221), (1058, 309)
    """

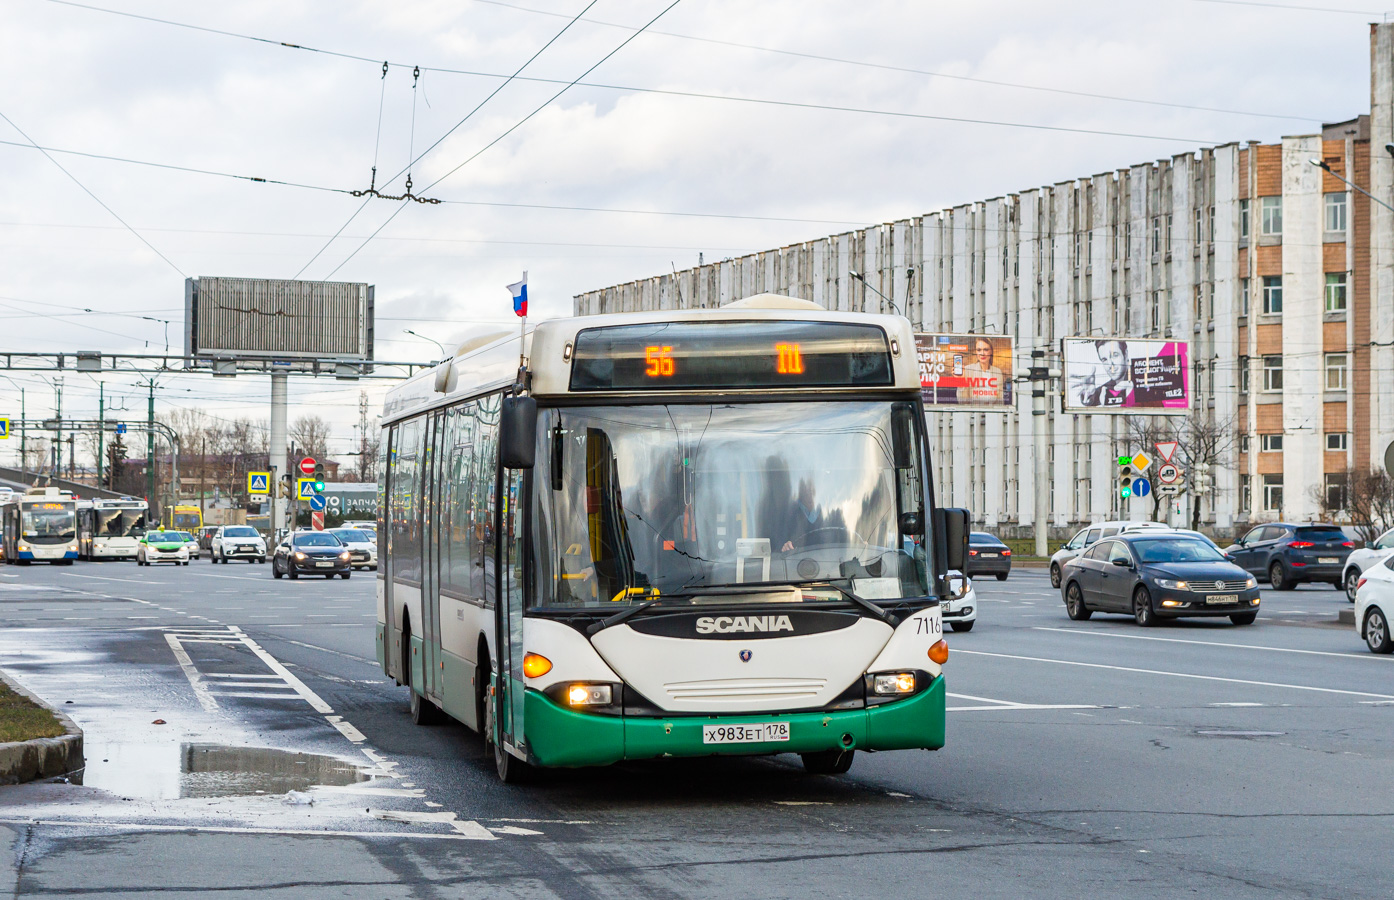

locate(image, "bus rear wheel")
(801, 749), (855, 775)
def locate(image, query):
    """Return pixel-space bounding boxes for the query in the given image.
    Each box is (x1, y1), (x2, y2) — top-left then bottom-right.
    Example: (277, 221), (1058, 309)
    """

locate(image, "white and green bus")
(377, 294), (969, 781)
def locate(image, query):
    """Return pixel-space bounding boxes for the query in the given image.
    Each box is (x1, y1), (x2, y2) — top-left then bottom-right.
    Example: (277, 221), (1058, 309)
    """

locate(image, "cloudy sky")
(0, 0), (1381, 463)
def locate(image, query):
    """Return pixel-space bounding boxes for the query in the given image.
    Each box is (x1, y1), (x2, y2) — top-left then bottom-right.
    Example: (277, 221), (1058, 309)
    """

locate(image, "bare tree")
(290, 415), (331, 463)
(1123, 411), (1238, 528)
(1315, 467), (1394, 544)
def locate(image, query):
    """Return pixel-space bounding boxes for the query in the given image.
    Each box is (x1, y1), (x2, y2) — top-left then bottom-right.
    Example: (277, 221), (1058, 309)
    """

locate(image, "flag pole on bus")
(508, 272), (528, 372)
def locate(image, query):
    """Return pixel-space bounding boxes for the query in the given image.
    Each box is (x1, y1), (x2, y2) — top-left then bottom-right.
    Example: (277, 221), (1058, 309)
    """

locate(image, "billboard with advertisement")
(915, 334), (1015, 408)
(1062, 337), (1189, 413)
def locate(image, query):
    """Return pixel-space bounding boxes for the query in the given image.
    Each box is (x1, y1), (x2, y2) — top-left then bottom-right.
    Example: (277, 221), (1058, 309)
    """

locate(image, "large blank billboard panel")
(1062, 337), (1189, 413)
(186, 277), (373, 360)
(915, 333), (1014, 408)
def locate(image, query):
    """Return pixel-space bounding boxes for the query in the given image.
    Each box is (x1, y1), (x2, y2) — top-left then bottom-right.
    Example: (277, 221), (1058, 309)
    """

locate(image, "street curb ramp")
(0, 669), (84, 786)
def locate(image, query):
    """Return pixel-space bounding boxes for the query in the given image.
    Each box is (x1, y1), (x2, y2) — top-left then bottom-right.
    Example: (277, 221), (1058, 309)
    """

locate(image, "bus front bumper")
(522, 675), (945, 769)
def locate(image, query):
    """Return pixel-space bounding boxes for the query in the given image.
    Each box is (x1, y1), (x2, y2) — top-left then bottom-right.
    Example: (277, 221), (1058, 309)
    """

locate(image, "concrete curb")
(0, 669), (84, 786)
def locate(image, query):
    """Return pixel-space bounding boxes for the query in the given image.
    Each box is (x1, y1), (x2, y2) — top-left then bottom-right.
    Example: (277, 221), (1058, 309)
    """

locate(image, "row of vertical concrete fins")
(573, 24), (1394, 535)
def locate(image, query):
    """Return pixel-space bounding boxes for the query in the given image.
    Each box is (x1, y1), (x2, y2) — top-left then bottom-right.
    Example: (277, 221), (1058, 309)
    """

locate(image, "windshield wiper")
(669, 579), (900, 626)
(586, 598), (662, 635)
(826, 580), (899, 626)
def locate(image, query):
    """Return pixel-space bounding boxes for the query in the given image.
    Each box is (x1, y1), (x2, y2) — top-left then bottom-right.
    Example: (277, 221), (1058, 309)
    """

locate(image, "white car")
(1341, 527), (1394, 601)
(1048, 521), (1171, 588)
(175, 531), (201, 560)
(943, 570), (977, 633)
(328, 528), (377, 570)
(211, 525), (268, 564)
(1354, 555), (1394, 653)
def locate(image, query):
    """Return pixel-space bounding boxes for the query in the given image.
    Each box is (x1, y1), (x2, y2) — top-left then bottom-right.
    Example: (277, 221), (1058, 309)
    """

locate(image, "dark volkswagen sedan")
(1060, 532), (1260, 626)
(966, 532), (1012, 580)
(272, 531), (351, 580)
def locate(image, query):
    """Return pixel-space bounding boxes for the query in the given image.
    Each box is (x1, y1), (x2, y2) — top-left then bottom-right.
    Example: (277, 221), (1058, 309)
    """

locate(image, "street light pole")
(403, 329), (446, 360)
(848, 271), (903, 317)
(1309, 158), (1394, 215)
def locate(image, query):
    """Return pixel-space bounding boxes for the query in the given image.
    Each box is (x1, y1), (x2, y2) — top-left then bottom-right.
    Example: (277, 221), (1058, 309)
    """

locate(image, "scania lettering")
(378, 295), (970, 782)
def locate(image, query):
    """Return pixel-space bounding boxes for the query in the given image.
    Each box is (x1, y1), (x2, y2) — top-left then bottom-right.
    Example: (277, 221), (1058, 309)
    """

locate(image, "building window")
(1328, 432), (1349, 451)
(1240, 278), (1250, 315)
(1262, 276), (1283, 314)
(1239, 355), (1250, 393)
(1194, 207), (1203, 243)
(1263, 474), (1284, 512)
(1239, 474), (1251, 511)
(1239, 199), (1250, 239)
(1263, 355), (1283, 392)
(1152, 218), (1161, 254)
(1325, 192), (1347, 232)
(1325, 472), (1349, 512)
(1325, 272), (1347, 312)
(1326, 352), (1349, 390)
(1261, 196), (1283, 235)
(1261, 434), (1284, 452)
(1240, 434), (1250, 453)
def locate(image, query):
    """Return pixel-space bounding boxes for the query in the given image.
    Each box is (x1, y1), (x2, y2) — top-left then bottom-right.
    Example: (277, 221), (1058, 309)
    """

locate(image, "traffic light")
(312, 462), (326, 493)
(1119, 463), (1136, 499)
(1193, 462), (1211, 495)
(279, 474), (292, 499)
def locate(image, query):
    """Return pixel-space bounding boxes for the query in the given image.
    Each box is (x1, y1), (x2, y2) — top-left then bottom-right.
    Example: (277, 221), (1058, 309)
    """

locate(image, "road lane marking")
(946, 692), (1102, 711)
(0, 820), (520, 841)
(1033, 627), (1388, 661)
(954, 649), (1394, 700)
(204, 673), (282, 679)
(59, 573), (147, 583)
(163, 633), (218, 712)
(226, 625), (334, 713)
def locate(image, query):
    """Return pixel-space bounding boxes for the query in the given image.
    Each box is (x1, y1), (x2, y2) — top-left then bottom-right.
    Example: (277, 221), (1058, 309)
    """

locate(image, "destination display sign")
(568, 321), (893, 391)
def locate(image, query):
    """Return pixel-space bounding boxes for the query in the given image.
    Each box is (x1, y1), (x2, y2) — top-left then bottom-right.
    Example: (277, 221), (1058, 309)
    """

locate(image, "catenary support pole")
(96, 382), (104, 488)
(1031, 349), (1050, 559)
(270, 373), (288, 536)
(146, 381), (155, 514)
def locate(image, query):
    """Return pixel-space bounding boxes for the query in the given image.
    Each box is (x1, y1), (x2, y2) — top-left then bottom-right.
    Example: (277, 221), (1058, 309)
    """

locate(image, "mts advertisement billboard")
(1062, 338), (1189, 413)
(915, 334), (1015, 409)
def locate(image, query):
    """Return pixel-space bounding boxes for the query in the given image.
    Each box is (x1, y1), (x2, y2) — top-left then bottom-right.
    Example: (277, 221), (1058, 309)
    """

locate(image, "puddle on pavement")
(84, 742), (370, 800)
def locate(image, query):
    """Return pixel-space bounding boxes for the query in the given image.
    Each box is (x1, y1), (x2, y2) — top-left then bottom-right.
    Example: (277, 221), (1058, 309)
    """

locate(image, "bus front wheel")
(490, 692), (532, 784)
(801, 749), (855, 775)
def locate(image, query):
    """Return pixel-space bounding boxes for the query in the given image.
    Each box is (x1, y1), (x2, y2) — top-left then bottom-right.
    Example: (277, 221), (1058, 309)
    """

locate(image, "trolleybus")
(377, 295), (969, 781)
(3, 487), (79, 564)
(77, 497), (149, 560)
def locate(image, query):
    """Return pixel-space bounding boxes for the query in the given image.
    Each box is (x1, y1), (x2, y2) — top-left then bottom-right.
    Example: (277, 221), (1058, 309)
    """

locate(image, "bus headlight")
(873, 673), (916, 695)
(565, 684), (612, 706)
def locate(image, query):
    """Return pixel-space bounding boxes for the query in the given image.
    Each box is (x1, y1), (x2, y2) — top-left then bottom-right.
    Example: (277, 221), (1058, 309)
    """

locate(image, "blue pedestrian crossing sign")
(247, 471), (271, 495)
(309, 494), (327, 511)
(0, 418), (9, 439)
(297, 478), (317, 500)
(1133, 477), (1152, 498)
(116, 423), (127, 435)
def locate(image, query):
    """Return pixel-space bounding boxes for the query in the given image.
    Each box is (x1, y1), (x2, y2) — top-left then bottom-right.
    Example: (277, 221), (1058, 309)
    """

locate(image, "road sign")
(247, 471), (271, 495)
(299, 457), (317, 476)
(297, 477), (316, 500)
(1157, 483), (1181, 495)
(309, 494), (326, 511)
(1130, 451), (1152, 474)
(311, 511), (325, 531)
(116, 422), (127, 434)
(1157, 463), (1180, 484)
(0, 418), (9, 439)
(1155, 441), (1178, 463)
(1133, 477), (1151, 498)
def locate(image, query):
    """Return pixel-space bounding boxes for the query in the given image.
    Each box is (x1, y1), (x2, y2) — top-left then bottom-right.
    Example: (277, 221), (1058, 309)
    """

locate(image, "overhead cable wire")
(0, 109), (186, 277)
(294, 0), (601, 278)
(1188, 0), (1386, 13)
(320, 0), (686, 280)
(45, 0), (1322, 122)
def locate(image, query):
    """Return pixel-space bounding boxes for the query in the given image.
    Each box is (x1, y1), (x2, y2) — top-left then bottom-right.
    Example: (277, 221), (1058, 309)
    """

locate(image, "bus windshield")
(22, 506), (75, 542)
(95, 509), (146, 537)
(535, 400), (929, 608)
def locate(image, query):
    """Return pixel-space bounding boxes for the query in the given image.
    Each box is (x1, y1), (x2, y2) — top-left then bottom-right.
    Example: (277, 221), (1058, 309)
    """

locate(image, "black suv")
(1224, 523), (1354, 590)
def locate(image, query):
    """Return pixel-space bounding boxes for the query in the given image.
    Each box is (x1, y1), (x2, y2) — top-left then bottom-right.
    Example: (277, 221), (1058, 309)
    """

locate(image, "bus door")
(420, 410), (445, 702)
(495, 469), (527, 750)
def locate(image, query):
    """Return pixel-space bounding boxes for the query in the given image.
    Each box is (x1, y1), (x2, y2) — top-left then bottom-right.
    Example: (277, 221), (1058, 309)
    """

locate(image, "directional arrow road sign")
(309, 494), (327, 511)
(1133, 477), (1152, 498)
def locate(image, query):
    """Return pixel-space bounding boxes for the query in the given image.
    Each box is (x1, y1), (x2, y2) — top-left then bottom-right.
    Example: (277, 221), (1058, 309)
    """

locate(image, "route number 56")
(645, 345), (674, 377)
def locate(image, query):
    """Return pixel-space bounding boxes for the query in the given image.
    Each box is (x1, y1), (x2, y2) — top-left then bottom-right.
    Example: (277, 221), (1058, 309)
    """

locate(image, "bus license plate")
(702, 722), (790, 744)
(1205, 595), (1238, 604)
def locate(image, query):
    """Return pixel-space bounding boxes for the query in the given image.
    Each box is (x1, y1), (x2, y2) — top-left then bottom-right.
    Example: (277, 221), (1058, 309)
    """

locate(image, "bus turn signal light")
(928, 640), (949, 665)
(522, 653), (552, 678)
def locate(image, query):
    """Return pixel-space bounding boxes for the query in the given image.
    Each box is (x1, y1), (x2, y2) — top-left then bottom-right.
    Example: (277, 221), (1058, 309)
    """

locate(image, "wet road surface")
(2, 559), (1391, 898)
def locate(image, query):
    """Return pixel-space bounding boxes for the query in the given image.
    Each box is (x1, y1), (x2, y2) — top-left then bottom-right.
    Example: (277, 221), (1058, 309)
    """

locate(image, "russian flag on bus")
(507, 273), (528, 317)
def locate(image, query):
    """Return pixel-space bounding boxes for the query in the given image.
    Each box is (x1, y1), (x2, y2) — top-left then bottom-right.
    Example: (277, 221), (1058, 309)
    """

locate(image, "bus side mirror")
(935, 507), (970, 572)
(899, 511), (924, 536)
(500, 395), (538, 469)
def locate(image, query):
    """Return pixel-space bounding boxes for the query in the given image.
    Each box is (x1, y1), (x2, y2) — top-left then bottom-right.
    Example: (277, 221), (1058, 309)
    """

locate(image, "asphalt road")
(1, 559), (1390, 899)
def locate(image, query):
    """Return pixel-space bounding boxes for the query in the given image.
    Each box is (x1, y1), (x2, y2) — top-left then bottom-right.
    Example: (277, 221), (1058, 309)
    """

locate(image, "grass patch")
(0, 680), (66, 743)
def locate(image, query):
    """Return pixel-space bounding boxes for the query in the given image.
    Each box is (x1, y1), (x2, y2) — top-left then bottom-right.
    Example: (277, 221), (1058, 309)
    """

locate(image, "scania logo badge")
(739, 649), (753, 663)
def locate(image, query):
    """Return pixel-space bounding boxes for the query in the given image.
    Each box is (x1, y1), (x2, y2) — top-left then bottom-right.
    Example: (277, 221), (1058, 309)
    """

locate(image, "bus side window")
(443, 403), (477, 599)
(477, 394), (501, 607)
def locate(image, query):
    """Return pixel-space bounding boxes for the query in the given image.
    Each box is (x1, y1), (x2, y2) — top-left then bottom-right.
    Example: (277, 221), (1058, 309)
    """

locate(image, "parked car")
(1060, 531), (1260, 626)
(272, 531), (351, 580)
(1049, 521), (1170, 588)
(328, 527), (377, 570)
(197, 525), (219, 552)
(966, 532), (1011, 581)
(1341, 526), (1394, 601)
(943, 570), (977, 632)
(1353, 555), (1394, 653)
(174, 531), (201, 560)
(136, 530), (191, 566)
(1224, 523), (1354, 590)
(211, 525), (268, 564)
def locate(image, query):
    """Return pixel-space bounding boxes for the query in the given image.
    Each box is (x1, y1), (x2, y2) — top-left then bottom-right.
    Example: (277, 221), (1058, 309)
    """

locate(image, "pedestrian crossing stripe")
(247, 471), (271, 494)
